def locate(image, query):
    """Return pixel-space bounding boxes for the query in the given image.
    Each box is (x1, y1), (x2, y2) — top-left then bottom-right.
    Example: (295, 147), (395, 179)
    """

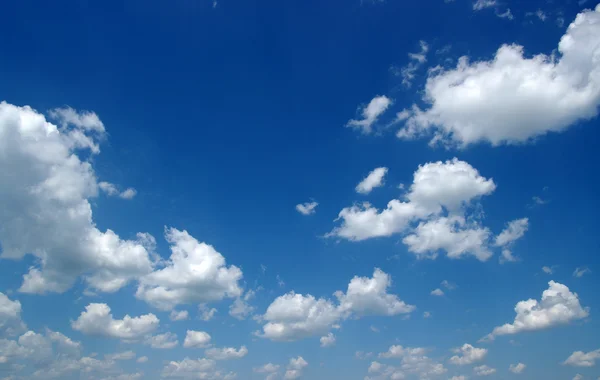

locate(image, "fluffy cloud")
(229, 290), (256, 320)
(431, 288), (444, 296)
(161, 358), (216, 378)
(483, 281), (589, 341)
(0, 102), (156, 294)
(509, 362), (526, 373)
(284, 356), (308, 380)
(259, 268), (414, 341)
(330, 159), (500, 261)
(145, 332), (178, 349)
(183, 330), (211, 348)
(199, 305), (218, 321)
(320, 333), (336, 347)
(0, 293), (26, 336)
(71, 303), (159, 341)
(136, 228), (243, 310)
(495, 218), (529, 263)
(376, 345), (447, 378)
(169, 310), (189, 322)
(356, 167), (388, 195)
(296, 201), (318, 216)
(473, 365), (496, 376)
(449, 344), (488, 365)
(564, 349), (600, 367)
(347, 96), (392, 134)
(398, 6), (600, 147)
(98, 182), (137, 200)
(205, 346), (248, 360)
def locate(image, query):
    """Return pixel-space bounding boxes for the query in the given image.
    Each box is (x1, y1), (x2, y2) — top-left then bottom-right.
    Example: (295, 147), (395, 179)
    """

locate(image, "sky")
(0, 0), (600, 379)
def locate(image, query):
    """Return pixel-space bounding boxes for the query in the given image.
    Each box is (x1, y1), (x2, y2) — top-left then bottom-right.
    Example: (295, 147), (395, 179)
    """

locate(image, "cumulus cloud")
(254, 363), (280, 376)
(0, 102), (156, 294)
(0, 292), (26, 336)
(509, 362), (526, 373)
(431, 288), (444, 296)
(320, 333), (336, 347)
(356, 167), (388, 195)
(398, 6), (600, 147)
(347, 96), (393, 134)
(296, 201), (318, 216)
(136, 228), (243, 310)
(199, 305), (217, 321)
(183, 330), (211, 348)
(284, 356), (308, 380)
(563, 349), (600, 367)
(449, 344), (488, 365)
(258, 268), (414, 341)
(375, 345), (447, 378)
(205, 346), (248, 360)
(145, 332), (178, 349)
(169, 310), (189, 321)
(474, 365), (496, 376)
(161, 357), (216, 379)
(71, 303), (159, 341)
(483, 281), (589, 341)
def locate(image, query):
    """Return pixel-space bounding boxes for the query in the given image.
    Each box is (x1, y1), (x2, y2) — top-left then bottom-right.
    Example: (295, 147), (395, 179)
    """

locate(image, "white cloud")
(572, 374), (583, 380)
(205, 346), (248, 360)
(396, 41), (430, 88)
(473, 0), (496, 10)
(329, 159), (496, 246)
(376, 345), (447, 378)
(347, 96), (393, 134)
(145, 332), (178, 349)
(284, 356), (308, 380)
(199, 305), (217, 321)
(136, 228), (243, 310)
(183, 330), (211, 348)
(136, 356), (148, 363)
(98, 182), (137, 200)
(473, 365), (496, 376)
(564, 349), (600, 367)
(449, 344), (488, 365)
(229, 290), (256, 320)
(296, 201), (318, 216)
(161, 357), (216, 378)
(105, 351), (136, 361)
(441, 280), (457, 290)
(0, 292), (26, 336)
(169, 310), (189, 321)
(509, 362), (526, 373)
(259, 268), (414, 341)
(450, 377), (467, 380)
(254, 363), (280, 374)
(542, 266), (555, 274)
(431, 289), (444, 296)
(356, 167), (389, 195)
(573, 267), (591, 278)
(320, 333), (336, 347)
(423, 311), (431, 318)
(71, 303), (159, 341)
(399, 6), (600, 147)
(495, 218), (529, 247)
(483, 281), (589, 340)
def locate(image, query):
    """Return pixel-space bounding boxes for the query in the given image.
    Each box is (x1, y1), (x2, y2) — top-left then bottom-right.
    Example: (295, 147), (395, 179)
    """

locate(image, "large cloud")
(258, 268), (414, 341)
(71, 303), (159, 341)
(136, 228), (243, 310)
(0, 101), (155, 294)
(398, 5), (600, 147)
(483, 281), (589, 341)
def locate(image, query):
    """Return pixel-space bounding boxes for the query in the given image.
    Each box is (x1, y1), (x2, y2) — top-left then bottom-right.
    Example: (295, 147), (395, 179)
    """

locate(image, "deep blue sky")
(0, 0), (599, 379)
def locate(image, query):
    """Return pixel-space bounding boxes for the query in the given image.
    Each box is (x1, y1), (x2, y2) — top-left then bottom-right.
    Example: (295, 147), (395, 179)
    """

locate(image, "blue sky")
(1, 0), (600, 379)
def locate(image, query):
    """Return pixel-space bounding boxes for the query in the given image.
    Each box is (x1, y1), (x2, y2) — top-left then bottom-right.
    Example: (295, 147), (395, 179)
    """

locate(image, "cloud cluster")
(258, 268), (414, 341)
(369, 345), (447, 379)
(449, 343), (488, 365)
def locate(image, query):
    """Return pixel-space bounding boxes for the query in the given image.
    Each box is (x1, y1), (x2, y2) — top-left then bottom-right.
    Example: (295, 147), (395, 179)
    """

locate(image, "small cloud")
(431, 288), (444, 296)
(542, 265), (556, 274)
(99, 181), (137, 200)
(370, 325), (380, 333)
(347, 96), (393, 134)
(573, 267), (591, 278)
(423, 311), (431, 318)
(296, 201), (318, 215)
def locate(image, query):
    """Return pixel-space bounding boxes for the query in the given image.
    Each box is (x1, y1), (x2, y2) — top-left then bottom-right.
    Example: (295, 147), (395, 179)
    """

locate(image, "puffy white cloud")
(105, 351), (136, 361)
(0, 293), (26, 336)
(284, 356), (308, 379)
(398, 6), (600, 147)
(98, 182), (137, 200)
(199, 305), (217, 321)
(473, 365), (496, 376)
(483, 281), (589, 341)
(347, 96), (393, 134)
(161, 357), (216, 378)
(564, 349), (600, 367)
(449, 344), (488, 365)
(509, 362), (526, 373)
(573, 267), (591, 278)
(366, 361), (405, 379)
(183, 330), (211, 348)
(329, 159), (496, 249)
(169, 310), (189, 321)
(71, 303), (159, 341)
(229, 290), (256, 320)
(377, 345), (447, 378)
(320, 333), (336, 347)
(136, 228), (243, 310)
(145, 332), (178, 349)
(296, 201), (318, 216)
(356, 167), (388, 195)
(431, 288), (444, 296)
(259, 268), (414, 341)
(205, 346), (248, 360)
(0, 102), (156, 294)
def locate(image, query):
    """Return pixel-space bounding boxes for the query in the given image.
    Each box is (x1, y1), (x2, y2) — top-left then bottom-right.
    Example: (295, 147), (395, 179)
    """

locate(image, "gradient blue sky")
(1, 0), (599, 379)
